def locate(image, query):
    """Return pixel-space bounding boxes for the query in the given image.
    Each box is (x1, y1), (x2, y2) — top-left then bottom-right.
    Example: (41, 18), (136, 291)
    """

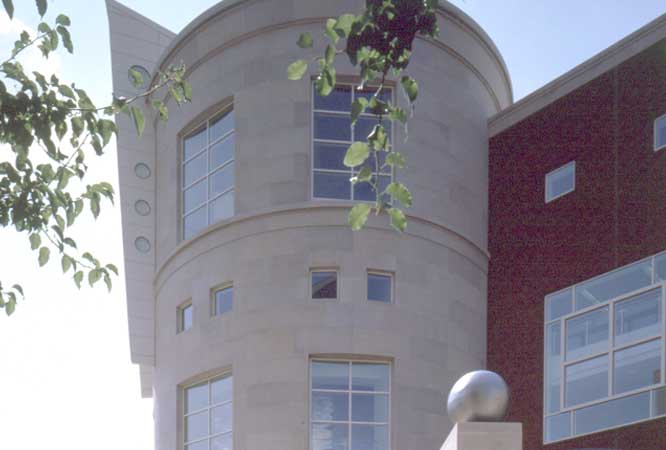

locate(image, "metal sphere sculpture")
(447, 370), (509, 423)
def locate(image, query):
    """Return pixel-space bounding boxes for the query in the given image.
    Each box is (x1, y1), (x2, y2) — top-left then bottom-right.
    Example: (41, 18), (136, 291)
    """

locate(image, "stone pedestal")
(440, 422), (523, 450)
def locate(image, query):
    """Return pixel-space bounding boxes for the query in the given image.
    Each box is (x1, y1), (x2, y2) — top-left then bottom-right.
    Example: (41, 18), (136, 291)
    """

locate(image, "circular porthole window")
(134, 236), (151, 253)
(128, 65), (151, 90)
(134, 163), (151, 179)
(134, 200), (151, 216)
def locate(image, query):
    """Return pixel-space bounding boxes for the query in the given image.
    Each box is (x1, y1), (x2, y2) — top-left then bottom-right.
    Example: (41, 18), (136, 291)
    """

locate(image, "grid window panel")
(545, 161), (575, 203)
(312, 83), (394, 201)
(179, 303), (193, 333)
(655, 114), (666, 151)
(311, 361), (390, 450)
(544, 255), (666, 443)
(184, 374), (233, 450)
(312, 271), (338, 300)
(367, 273), (392, 303)
(183, 109), (235, 240)
(214, 286), (233, 316)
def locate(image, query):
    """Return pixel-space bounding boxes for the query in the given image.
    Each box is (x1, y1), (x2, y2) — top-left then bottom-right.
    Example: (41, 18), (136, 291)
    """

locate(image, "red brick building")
(488, 13), (666, 450)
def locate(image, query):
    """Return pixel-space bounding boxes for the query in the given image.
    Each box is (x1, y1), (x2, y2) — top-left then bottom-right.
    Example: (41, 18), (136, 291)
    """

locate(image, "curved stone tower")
(107, 1), (512, 449)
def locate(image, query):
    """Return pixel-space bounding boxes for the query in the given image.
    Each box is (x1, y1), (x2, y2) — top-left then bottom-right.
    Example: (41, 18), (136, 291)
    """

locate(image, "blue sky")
(0, 1), (665, 450)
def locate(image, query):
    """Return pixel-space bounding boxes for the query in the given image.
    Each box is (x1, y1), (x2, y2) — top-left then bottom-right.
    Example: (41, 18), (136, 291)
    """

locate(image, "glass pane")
(358, 150), (389, 174)
(312, 391), (349, 421)
(615, 288), (661, 346)
(574, 391), (649, 436)
(215, 287), (233, 316)
(545, 412), (571, 443)
(211, 375), (232, 405)
(186, 382), (209, 413)
(354, 175), (390, 202)
(354, 118), (391, 143)
(565, 355), (608, 407)
(352, 363), (389, 392)
(314, 85), (352, 112)
(656, 116), (666, 149)
(655, 253), (666, 282)
(614, 339), (661, 394)
(314, 171), (351, 200)
(185, 180), (207, 214)
(312, 271), (337, 299)
(314, 113), (351, 141)
(311, 423), (348, 450)
(566, 307), (608, 361)
(210, 163), (234, 197)
(314, 142), (348, 171)
(211, 433), (232, 450)
(546, 162), (575, 201)
(182, 304), (193, 331)
(184, 151), (207, 187)
(351, 424), (388, 450)
(312, 361), (349, 390)
(545, 322), (561, 414)
(210, 191), (234, 223)
(186, 411), (208, 443)
(652, 387), (666, 416)
(575, 260), (652, 310)
(184, 127), (207, 161)
(546, 289), (573, 322)
(367, 274), (391, 303)
(211, 403), (232, 435)
(352, 393), (389, 422)
(184, 206), (207, 240)
(211, 135), (234, 170)
(211, 110), (234, 143)
(186, 440), (208, 450)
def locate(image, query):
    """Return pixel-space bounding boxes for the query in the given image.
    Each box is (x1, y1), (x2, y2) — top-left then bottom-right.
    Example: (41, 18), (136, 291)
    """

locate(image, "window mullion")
(608, 302), (614, 396)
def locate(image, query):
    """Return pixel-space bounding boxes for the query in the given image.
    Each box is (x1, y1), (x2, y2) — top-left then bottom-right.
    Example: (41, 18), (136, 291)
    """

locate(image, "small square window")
(655, 114), (666, 151)
(213, 285), (233, 316)
(178, 302), (193, 333)
(311, 270), (338, 300)
(545, 161), (575, 203)
(368, 272), (393, 303)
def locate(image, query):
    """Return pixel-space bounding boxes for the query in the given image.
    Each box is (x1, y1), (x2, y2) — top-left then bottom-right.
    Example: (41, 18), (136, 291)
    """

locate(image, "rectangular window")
(184, 373), (233, 450)
(654, 114), (666, 151)
(367, 272), (393, 303)
(311, 270), (338, 300)
(213, 285), (233, 316)
(182, 108), (235, 240)
(310, 360), (390, 450)
(545, 161), (575, 203)
(543, 252), (666, 443)
(312, 84), (393, 201)
(179, 302), (193, 333)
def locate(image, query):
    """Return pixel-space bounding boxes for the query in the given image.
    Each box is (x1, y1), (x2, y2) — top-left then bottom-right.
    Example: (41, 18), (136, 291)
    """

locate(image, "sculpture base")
(440, 422), (523, 450)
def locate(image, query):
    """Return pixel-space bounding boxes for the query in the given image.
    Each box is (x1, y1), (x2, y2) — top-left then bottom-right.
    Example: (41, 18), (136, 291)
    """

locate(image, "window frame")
(310, 82), (395, 202)
(654, 113), (666, 152)
(367, 270), (394, 304)
(178, 301), (193, 334)
(211, 283), (234, 317)
(545, 160), (576, 203)
(182, 372), (233, 450)
(310, 268), (339, 301)
(543, 251), (666, 444)
(181, 105), (235, 241)
(309, 358), (392, 450)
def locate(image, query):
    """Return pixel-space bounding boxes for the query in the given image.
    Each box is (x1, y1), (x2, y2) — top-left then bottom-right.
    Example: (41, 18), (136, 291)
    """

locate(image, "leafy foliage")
(289, 0), (439, 231)
(0, 0), (191, 315)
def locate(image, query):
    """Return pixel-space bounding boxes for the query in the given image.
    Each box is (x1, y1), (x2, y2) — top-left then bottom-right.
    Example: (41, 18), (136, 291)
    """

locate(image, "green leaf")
(368, 124), (388, 150)
(12, 284), (24, 297)
(56, 26), (73, 53)
(388, 207), (407, 232)
(355, 166), (373, 183)
(98, 119), (117, 146)
(287, 59), (308, 80)
(385, 152), (406, 169)
(386, 182), (413, 207)
(297, 32), (313, 48)
(351, 98), (368, 124)
(128, 68), (144, 88)
(5, 297), (16, 316)
(61, 254), (72, 273)
(389, 107), (408, 124)
(38, 246), (50, 267)
(401, 76), (419, 103)
(130, 106), (145, 137)
(334, 14), (356, 38)
(29, 233), (41, 250)
(2, 0), (14, 19)
(182, 81), (192, 102)
(71, 116), (84, 137)
(103, 273), (112, 292)
(35, 0), (47, 17)
(56, 14), (71, 26)
(325, 18), (339, 44)
(316, 65), (335, 96)
(88, 269), (102, 287)
(325, 44), (336, 65)
(344, 142), (370, 168)
(73, 271), (84, 289)
(106, 264), (119, 276)
(348, 203), (372, 231)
